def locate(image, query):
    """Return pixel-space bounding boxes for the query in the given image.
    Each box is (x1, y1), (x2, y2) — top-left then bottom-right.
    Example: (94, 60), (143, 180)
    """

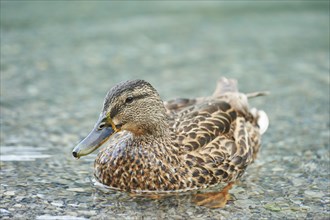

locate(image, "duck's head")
(72, 79), (167, 159)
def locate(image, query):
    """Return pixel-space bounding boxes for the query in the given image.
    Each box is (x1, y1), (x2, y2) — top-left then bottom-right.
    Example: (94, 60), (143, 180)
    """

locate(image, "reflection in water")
(192, 182), (234, 208)
(93, 178), (235, 209)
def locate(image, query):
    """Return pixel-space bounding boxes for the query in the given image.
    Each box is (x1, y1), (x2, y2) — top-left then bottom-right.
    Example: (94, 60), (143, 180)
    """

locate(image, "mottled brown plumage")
(72, 78), (269, 192)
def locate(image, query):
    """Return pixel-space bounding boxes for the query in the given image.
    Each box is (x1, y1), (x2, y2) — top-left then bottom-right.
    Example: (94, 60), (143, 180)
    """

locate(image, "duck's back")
(164, 78), (268, 188)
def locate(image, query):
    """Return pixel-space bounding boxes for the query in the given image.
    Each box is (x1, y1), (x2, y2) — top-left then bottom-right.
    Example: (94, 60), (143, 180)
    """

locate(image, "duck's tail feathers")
(213, 78), (269, 98)
(246, 91), (270, 99)
(212, 77), (269, 135)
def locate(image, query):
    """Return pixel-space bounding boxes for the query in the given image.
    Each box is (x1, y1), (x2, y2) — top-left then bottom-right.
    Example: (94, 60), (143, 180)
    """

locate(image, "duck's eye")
(125, 96), (134, 104)
(98, 122), (106, 130)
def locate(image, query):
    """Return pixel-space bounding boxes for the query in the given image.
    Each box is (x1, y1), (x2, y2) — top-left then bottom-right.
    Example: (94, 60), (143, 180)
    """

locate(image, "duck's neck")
(133, 120), (181, 156)
(131, 113), (168, 137)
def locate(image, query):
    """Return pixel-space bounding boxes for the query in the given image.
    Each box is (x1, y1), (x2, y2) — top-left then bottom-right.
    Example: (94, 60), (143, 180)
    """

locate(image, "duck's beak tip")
(71, 126), (114, 159)
(72, 150), (80, 159)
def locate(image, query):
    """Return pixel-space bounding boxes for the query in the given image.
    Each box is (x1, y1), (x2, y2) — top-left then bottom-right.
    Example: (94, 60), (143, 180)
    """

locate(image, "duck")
(72, 78), (268, 193)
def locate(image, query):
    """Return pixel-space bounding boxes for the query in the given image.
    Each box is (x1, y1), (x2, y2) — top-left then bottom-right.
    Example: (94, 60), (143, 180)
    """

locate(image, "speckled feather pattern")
(94, 78), (267, 192)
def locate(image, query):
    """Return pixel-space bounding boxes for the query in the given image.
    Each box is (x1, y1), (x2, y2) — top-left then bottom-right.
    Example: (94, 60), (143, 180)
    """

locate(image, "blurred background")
(1, 1), (329, 219)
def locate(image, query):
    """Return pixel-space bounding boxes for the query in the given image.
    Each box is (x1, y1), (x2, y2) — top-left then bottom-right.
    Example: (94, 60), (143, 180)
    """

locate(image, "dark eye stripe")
(132, 94), (149, 101)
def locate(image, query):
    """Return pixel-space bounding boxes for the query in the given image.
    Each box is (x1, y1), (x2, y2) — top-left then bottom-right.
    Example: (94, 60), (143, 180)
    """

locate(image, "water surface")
(1, 2), (329, 219)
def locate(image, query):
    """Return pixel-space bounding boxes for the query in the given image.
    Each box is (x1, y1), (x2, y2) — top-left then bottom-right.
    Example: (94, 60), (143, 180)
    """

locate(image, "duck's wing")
(170, 90), (268, 186)
(166, 77), (268, 159)
(168, 97), (258, 183)
(164, 98), (198, 115)
(170, 98), (244, 153)
(164, 77), (239, 115)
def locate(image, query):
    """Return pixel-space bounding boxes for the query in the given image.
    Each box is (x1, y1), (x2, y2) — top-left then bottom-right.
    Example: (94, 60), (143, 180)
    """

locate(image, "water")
(1, 1), (329, 219)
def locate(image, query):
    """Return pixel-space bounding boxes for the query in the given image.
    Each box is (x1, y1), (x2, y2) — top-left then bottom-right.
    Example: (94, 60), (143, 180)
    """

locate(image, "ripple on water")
(0, 146), (52, 161)
(36, 215), (88, 220)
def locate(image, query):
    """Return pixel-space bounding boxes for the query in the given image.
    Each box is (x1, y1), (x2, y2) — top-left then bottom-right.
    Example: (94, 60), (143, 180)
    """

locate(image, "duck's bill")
(72, 125), (114, 159)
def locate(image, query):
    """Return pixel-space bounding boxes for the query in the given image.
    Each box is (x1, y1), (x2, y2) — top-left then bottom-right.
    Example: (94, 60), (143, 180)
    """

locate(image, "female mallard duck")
(72, 78), (268, 192)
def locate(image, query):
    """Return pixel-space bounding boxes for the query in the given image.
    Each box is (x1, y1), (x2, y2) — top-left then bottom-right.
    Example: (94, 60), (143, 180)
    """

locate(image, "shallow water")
(1, 1), (329, 219)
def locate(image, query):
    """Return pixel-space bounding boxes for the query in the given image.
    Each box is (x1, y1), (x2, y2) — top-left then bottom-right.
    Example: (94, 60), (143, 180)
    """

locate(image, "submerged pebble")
(66, 188), (86, 192)
(264, 203), (281, 212)
(51, 201), (64, 207)
(0, 209), (11, 215)
(4, 191), (15, 196)
(304, 190), (324, 198)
